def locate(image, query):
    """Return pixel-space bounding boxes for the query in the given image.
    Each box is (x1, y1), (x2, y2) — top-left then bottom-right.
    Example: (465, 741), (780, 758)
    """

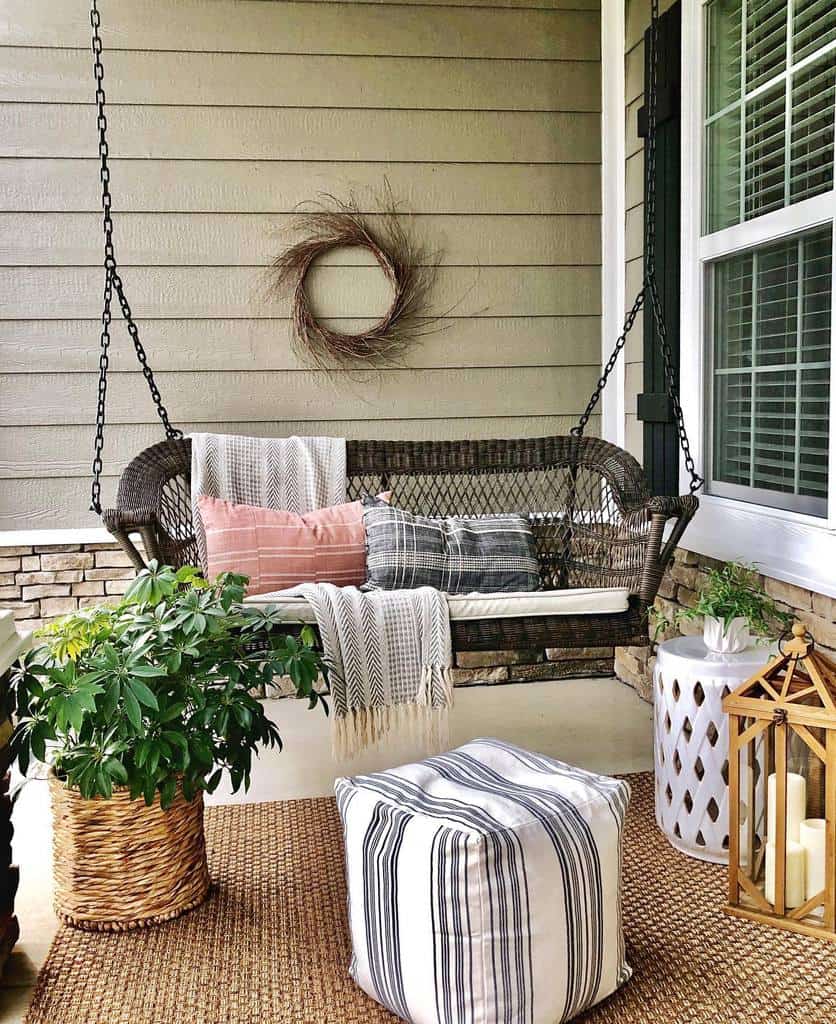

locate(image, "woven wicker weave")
(49, 773), (210, 932)
(102, 435), (698, 651)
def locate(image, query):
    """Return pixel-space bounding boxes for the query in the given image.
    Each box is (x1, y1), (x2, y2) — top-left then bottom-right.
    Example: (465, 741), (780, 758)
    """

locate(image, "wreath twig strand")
(270, 194), (439, 368)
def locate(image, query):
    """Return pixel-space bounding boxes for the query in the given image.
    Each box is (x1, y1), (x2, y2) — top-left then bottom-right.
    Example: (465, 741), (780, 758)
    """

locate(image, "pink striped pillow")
(197, 494), (388, 596)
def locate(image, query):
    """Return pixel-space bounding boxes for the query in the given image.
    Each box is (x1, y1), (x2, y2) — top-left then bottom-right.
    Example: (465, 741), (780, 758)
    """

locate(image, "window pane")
(755, 239), (797, 366)
(753, 369), (796, 494)
(790, 49), (836, 205)
(714, 373), (753, 486)
(793, 0), (836, 63)
(706, 0), (742, 116)
(714, 251), (753, 368)
(704, 0), (835, 233)
(746, 0), (786, 92)
(745, 83), (786, 220)
(711, 226), (833, 514)
(706, 109), (742, 231)
(802, 230), (833, 362)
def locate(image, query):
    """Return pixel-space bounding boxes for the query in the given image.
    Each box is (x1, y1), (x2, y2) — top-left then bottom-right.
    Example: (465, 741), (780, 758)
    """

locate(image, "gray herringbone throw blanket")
(292, 583), (454, 759)
(190, 433), (346, 571)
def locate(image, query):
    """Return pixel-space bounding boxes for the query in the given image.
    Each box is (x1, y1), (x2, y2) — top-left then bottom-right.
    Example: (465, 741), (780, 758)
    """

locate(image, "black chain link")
(89, 0), (181, 516)
(573, 0), (703, 494)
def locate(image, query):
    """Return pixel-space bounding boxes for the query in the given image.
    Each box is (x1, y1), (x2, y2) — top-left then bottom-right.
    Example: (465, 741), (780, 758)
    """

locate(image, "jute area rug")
(25, 773), (836, 1024)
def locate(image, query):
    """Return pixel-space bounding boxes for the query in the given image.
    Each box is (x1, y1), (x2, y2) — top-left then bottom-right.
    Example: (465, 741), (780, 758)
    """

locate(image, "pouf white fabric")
(336, 738), (631, 1023)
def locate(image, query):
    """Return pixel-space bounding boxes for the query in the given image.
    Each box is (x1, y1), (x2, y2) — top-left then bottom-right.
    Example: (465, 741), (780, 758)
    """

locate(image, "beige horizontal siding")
(0, 317), (601, 373)
(1, 1), (600, 59)
(0, 266), (601, 319)
(0, 415), (598, 481)
(0, 160), (602, 215)
(0, 213), (601, 267)
(0, 48), (601, 111)
(0, 0), (601, 529)
(3, 105), (601, 164)
(3, 367), (600, 426)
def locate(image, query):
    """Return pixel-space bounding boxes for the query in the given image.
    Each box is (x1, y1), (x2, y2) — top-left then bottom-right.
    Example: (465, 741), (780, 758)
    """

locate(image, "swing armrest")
(98, 437), (194, 571)
(637, 494), (699, 604)
(101, 506), (158, 571)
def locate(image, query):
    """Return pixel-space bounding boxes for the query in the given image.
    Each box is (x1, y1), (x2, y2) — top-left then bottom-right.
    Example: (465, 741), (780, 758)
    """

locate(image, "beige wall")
(0, 0), (602, 530)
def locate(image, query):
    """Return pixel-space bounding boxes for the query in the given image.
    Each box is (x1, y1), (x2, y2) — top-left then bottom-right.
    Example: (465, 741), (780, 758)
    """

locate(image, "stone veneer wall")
(0, 542), (137, 631)
(0, 542), (616, 685)
(615, 548), (836, 702)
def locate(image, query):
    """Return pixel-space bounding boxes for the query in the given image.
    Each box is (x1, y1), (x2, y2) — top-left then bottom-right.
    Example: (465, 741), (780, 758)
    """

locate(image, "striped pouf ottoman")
(335, 738), (631, 1023)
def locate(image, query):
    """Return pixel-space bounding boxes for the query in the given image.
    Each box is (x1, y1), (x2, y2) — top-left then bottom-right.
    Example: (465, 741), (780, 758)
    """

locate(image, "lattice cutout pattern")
(655, 669), (736, 863)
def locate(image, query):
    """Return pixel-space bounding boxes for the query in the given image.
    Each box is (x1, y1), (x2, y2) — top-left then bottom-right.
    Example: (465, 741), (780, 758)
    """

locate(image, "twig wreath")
(270, 193), (439, 368)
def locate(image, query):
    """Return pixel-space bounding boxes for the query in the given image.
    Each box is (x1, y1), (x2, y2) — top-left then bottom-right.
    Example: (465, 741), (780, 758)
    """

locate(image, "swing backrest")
(107, 434), (668, 597)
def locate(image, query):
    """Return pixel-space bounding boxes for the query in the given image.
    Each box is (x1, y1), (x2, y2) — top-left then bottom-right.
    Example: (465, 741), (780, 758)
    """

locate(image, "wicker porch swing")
(89, 0), (701, 653)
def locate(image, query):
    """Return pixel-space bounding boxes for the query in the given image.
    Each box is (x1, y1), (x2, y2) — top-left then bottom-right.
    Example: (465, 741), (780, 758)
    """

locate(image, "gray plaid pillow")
(363, 505), (541, 594)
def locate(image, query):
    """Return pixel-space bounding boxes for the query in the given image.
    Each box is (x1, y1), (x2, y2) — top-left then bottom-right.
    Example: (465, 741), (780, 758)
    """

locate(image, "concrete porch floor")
(0, 677), (653, 1024)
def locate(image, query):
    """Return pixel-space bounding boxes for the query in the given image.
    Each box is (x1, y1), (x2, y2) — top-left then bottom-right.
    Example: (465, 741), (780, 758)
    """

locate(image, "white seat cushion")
(336, 738), (632, 1024)
(244, 586), (630, 623)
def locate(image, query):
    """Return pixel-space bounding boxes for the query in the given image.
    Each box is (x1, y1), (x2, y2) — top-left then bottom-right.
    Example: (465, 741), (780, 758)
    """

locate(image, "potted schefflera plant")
(9, 562), (325, 932)
(675, 562), (791, 654)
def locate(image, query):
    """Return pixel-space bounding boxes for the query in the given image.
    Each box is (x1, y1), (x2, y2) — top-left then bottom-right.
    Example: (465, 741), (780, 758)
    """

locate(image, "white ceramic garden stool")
(654, 636), (775, 863)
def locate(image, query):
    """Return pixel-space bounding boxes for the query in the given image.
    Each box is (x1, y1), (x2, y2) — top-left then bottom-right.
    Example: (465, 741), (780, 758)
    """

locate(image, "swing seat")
(103, 434), (697, 652)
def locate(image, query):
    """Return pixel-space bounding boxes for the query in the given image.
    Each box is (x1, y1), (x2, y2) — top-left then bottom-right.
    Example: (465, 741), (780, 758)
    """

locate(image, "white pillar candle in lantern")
(800, 818), (827, 902)
(767, 772), (807, 844)
(765, 841), (807, 908)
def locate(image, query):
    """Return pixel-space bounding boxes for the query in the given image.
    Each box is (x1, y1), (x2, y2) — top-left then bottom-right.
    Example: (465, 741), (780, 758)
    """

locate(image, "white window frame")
(679, 0), (836, 597)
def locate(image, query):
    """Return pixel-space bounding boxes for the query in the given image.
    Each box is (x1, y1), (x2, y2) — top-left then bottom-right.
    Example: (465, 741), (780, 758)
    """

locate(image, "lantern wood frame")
(722, 623), (836, 942)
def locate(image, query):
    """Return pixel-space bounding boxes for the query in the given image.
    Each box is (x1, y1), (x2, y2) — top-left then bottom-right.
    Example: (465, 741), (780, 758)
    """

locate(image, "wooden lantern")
(723, 623), (836, 941)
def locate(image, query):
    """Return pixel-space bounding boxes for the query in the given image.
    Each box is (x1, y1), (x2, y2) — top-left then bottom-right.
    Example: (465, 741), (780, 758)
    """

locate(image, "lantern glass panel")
(734, 715), (768, 895)
(735, 715), (828, 917)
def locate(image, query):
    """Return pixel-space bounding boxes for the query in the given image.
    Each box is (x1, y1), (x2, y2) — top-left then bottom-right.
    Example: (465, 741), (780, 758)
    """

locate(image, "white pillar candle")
(800, 818), (827, 902)
(765, 840), (807, 909)
(767, 772), (807, 844)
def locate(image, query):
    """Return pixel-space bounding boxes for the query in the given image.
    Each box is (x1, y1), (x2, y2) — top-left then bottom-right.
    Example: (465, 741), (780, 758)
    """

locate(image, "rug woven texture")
(25, 773), (836, 1024)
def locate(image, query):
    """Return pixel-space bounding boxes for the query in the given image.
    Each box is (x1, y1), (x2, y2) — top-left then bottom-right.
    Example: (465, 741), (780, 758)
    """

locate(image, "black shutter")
(637, 1), (681, 496)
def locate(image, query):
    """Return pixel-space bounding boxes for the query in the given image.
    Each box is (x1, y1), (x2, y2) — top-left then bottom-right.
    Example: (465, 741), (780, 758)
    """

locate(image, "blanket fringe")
(333, 703), (450, 761)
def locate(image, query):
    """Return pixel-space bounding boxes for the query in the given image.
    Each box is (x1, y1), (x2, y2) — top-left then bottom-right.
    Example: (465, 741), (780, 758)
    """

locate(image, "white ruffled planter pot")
(703, 615), (751, 654)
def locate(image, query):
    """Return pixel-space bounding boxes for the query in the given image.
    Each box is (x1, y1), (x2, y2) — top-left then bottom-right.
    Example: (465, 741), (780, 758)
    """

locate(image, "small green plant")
(652, 561), (793, 641)
(9, 562), (326, 808)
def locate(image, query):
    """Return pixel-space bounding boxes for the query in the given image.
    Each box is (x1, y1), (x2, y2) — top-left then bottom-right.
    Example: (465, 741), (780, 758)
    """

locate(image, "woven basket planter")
(49, 773), (210, 932)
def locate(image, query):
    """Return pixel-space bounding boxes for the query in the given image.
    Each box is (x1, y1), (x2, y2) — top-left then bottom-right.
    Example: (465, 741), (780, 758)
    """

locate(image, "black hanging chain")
(573, 0), (703, 495)
(89, 0), (181, 516)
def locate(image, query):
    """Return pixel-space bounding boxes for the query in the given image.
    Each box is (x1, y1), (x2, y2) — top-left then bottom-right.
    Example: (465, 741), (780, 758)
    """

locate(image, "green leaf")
(160, 776), (177, 810)
(147, 742), (162, 775)
(123, 686), (142, 733)
(30, 722), (47, 763)
(143, 776), (157, 807)
(232, 704), (252, 730)
(102, 678), (121, 719)
(160, 702), (185, 723)
(128, 664), (167, 679)
(162, 730), (189, 761)
(104, 757), (128, 784)
(127, 678), (159, 710)
(97, 766), (113, 799)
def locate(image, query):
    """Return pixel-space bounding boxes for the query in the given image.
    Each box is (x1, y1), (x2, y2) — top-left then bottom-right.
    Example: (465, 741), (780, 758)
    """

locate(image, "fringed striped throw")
(291, 583), (453, 760)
